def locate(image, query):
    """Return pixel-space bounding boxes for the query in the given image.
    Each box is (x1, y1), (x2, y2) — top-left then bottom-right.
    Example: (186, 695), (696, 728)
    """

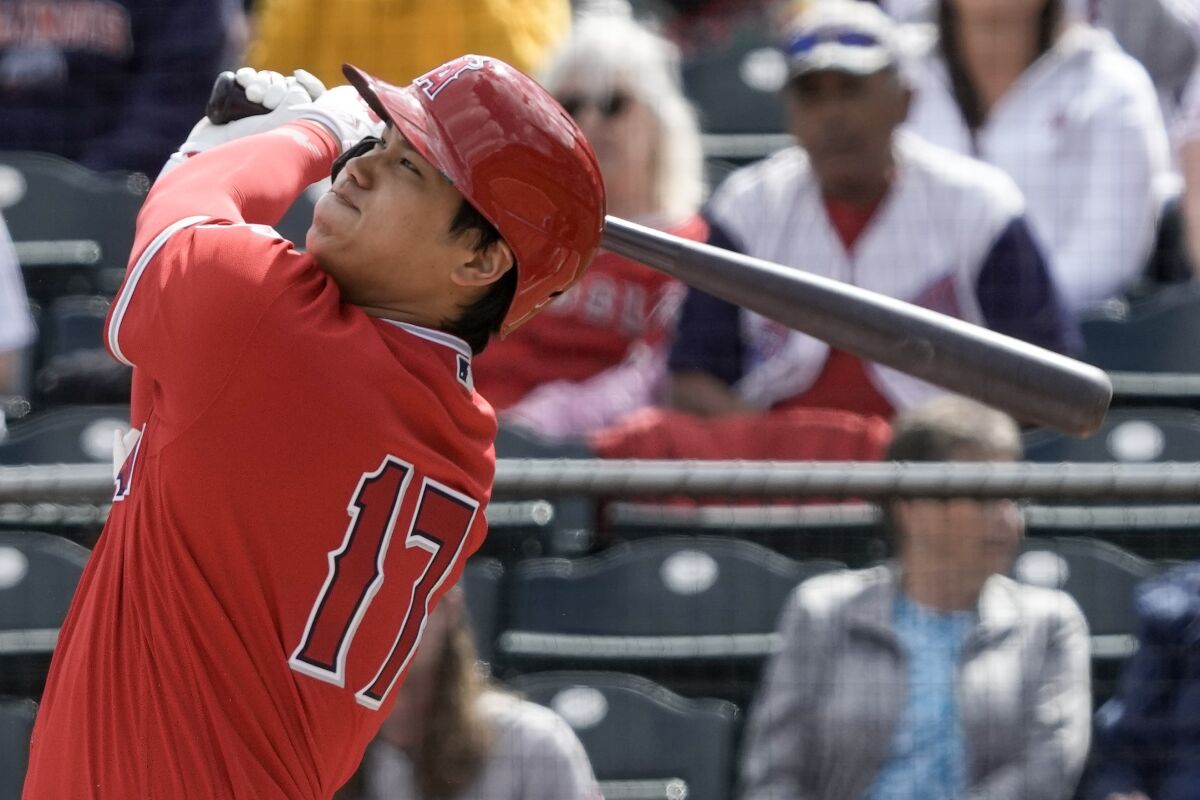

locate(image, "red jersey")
(473, 214), (706, 410)
(23, 123), (497, 798)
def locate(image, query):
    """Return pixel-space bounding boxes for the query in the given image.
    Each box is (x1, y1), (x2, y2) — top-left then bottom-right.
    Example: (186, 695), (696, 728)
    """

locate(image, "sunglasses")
(557, 92), (633, 120)
(786, 29), (881, 58)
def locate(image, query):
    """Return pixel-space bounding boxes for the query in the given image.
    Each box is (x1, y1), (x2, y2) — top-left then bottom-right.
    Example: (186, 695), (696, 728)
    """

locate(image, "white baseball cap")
(784, 1), (902, 79)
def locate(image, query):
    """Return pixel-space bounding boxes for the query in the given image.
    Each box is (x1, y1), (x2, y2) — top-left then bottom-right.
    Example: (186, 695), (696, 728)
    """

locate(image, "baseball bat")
(202, 76), (1112, 436)
(602, 217), (1110, 437)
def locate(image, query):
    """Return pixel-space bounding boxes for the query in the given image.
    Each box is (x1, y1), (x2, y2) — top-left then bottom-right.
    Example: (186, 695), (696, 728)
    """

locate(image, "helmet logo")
(415, 55), (488, 101)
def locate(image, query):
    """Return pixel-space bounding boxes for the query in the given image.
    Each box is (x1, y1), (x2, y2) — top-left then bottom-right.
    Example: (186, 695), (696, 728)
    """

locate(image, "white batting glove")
(161, 68), (327, 177)
(293, 85), (384, 153)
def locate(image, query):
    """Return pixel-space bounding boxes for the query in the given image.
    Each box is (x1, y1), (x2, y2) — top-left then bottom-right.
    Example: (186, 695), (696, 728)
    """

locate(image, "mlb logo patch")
(456, 354), (473, 391)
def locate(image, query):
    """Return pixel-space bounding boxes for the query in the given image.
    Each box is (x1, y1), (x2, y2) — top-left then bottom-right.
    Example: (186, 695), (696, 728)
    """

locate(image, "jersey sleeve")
(105, 222), (337, 424)
(105, 121), (341, 420)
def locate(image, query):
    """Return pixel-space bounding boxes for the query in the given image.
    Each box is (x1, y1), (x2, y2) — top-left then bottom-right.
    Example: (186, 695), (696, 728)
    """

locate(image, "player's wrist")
(284, 120), (345, 164)
(293, 86), (382, 153)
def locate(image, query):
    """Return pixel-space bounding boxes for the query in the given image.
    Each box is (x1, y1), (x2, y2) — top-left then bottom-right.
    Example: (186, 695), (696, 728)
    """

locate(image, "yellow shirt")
(247, 0), (571, 87)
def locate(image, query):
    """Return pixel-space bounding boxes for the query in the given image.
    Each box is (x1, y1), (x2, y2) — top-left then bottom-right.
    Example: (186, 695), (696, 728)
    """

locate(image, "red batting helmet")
(343, 57), (606, 336)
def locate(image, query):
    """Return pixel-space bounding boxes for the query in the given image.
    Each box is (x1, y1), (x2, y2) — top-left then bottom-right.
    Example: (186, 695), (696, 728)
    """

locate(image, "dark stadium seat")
(680, 22), (787, 135)
(1082, 284), (1200, 374)
(0, 152), (145, 304)
(0, 404), (130, 465)
(460, 557), (504, 668)
(1013, 536), (1161, 703)
(1023, 408), (1200, 463)
(0, 532), (90, 697)
(498, 536), (843, 703)
(484, 424), (596, 561)
(606, 501), (887, 567)
(607, 502), (1200, 566)
(37, 294), (109, 362)
(511, 671), (739, 800)
(1024, 504), (1200, 563)
(0, 696), (37, 800)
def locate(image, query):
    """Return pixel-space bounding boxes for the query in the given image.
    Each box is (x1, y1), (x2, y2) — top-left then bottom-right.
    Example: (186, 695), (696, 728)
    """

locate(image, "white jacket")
(903, 24), (1171, 312)
(703, 133), (1035, 411)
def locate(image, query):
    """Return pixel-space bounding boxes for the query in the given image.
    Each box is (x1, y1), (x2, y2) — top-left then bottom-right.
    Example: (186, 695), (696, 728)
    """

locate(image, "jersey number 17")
(288, 455), (478, 710)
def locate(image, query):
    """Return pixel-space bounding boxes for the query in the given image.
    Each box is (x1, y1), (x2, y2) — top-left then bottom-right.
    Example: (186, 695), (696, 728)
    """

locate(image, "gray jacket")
(740, 566), (1092, 800)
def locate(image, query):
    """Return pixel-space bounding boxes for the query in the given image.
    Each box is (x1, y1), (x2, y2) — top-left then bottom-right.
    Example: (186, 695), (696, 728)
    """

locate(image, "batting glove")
(171, 68), (327, 161)
(292, 85), (384, 154)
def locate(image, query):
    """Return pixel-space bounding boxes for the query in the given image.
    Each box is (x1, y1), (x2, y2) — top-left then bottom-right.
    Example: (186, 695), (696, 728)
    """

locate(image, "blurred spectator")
(474, 8), (707, 441)
(1087, 561), (1200, 800)
(0, 213), (35, 398)
(881, 0), (1199, 121)
(1174, 70), (1200, 278)
(903, 0), (1171, 312)
(247, 0), (570, 88)
(1081, 0), (1199, 122)
(0, 0), (230, 176)
(669, 0), (1077, 419)
(630, 0), (784, 58)
(739, 395), (1092, 800)
(335, 589), (600, 800)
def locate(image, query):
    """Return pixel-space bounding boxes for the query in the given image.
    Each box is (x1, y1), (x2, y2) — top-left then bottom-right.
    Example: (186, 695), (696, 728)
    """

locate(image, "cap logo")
(415, 55), (488, 101)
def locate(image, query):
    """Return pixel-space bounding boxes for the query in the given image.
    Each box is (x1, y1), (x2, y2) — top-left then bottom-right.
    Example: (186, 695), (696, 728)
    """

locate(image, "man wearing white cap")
(669, 0), (1079, 421)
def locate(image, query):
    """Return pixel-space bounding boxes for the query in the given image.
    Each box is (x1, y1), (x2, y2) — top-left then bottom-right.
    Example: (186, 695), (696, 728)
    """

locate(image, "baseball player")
(22, 57), (604, 799)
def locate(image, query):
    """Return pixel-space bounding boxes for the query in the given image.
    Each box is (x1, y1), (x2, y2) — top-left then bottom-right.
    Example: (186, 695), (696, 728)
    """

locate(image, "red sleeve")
(129, 120), (339, 257)
(108, 224), (335, 422)
(105, 121), (341, 421)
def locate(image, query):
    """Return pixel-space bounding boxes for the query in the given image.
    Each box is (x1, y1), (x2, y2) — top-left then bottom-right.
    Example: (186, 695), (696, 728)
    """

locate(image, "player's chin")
(308, 207), (349, 253)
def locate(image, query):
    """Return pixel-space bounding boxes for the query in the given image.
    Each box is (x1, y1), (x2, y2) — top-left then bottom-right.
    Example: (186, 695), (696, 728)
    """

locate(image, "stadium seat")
(1023, 408), (1200, 463)
(0, 404), (130, 465)
(680, 22), (787, 135)
(1024, 504), (1200, 563)
(606, 501), (887, 567)
(498, 536), (843, 702)
(485, 424), (595, 560)
(0, 152), (145, 304)
(36, 295), (109, 362)
(0, 531), (90, 697)
(1081, 284), (1200, 373)
(511, 671), (739, 800)
(0, 696), (37, 800)
(1013, 536), (1160, 703)
(460, 557), (504, 668)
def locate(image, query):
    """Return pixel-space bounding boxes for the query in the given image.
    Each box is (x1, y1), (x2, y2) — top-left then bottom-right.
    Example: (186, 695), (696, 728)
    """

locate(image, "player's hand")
(180, 68), (327, 155)
(292, 85), (384, 153)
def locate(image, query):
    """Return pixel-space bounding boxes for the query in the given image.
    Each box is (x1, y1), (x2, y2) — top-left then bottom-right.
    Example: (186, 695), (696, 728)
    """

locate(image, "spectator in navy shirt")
(668, 0), (1079, 420)
(1088, 561), (1200, 800)
(0, 0), (232, 176)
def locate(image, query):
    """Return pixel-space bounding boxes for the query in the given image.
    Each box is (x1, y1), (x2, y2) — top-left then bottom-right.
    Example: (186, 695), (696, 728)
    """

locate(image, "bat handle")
(205, 71), (270, 125)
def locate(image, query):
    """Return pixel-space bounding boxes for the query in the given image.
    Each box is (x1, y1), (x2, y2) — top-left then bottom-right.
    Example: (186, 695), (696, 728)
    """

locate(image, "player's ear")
(450, 239), (515, 288)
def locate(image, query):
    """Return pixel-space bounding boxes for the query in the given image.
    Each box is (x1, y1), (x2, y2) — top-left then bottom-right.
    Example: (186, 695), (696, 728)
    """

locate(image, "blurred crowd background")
(4, 0), (1200, 799)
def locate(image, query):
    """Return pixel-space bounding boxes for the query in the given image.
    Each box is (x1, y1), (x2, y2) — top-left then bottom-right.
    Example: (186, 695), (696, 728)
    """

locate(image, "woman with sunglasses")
(902, 0), (1170, 313)
(471, 7), (707, 442)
